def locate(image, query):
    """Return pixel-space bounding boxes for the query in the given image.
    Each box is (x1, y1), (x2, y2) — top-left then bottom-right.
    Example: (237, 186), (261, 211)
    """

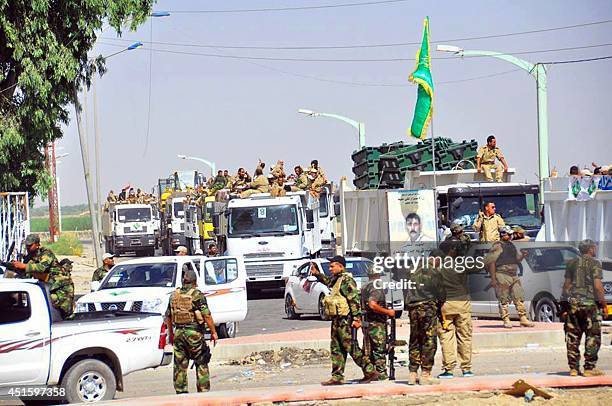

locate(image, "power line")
(97, 41), (612, 63)
(101, 18), (612, 50)
(542, 54), (612, 64)
(165, 0), (411, 14)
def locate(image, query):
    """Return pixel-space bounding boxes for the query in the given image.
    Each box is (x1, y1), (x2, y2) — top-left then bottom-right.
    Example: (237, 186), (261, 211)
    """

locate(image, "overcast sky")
(47, 0), (612, 206)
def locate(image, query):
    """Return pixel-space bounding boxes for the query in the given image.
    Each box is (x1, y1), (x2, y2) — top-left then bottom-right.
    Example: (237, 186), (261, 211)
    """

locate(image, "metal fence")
(0, 192), (30, 261)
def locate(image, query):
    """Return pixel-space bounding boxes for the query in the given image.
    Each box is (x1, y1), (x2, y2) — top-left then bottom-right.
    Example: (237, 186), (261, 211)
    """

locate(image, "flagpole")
(431, 117), (437, 189)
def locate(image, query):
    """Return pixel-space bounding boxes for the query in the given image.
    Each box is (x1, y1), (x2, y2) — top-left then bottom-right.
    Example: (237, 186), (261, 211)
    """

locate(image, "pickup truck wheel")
(534, 296), (557, 323)
(318, 294), (329, 321)
(62, 359), (116, 403)
(218, 322), (237, 339)
(285, 294), (300, 319)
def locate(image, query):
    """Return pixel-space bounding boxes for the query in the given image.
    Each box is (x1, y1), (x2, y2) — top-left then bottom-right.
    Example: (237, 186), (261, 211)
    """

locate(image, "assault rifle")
(387, 314), (407, 380)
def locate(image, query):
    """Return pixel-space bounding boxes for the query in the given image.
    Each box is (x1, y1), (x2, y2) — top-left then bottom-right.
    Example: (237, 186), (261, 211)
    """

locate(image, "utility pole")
(93, 74), (103, 240)
(74, 88), (102, 267)
(44, 142), (60, 242)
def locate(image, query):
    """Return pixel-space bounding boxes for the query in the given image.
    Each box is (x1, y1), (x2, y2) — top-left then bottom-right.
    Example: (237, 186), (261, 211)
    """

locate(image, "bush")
(46, 233), (83, 256)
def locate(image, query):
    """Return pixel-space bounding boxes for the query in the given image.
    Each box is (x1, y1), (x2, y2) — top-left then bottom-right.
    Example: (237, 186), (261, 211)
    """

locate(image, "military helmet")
(578, 239), (596, 254)
(25, 234), (40, 246)
(450, 221), (464, 233)
(182, 268), (198, 283)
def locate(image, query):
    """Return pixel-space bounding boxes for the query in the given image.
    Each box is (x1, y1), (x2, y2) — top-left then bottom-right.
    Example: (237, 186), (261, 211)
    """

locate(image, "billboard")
(387, 189), (437, 255)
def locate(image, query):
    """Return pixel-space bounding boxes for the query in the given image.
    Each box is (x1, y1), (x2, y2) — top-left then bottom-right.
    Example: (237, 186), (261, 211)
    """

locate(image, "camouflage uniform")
(405, 262), (444, 373)
(487, 241), (528, 321)
(24, 247), (74, 319)
(445, 232), (471, 256)
(165, 284), (212, 393)
(361, 280), (388, 379)
(92, 266), (109, 282)
(291, 171), (309, 191)
(564, 255), (603, 371)
(316, 271), (376, 382)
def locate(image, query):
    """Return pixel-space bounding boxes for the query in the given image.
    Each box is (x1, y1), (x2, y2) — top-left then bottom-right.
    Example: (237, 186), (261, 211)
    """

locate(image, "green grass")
(45, 233), (83, 256)
(31, 215), (92, 232)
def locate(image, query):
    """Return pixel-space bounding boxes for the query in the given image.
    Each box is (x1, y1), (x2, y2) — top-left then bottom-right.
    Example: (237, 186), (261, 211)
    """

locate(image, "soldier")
(512, 226), (531, 241)
(271, 160), (286, 179)
(476, 135), (508, 182)
(310, 159), (326, 180)
(107, 190), (117, 203)
(562, 239), (607, 377)
(92, 253), (115, 282)
(404, 250), (445, 385)
(291, 166), (309, 191)
(207, 243), (218, 257)
(210, 170), (227, 194)
(445, 222), (471, 256)
(231, 168), (249, 192)
(8, 234), (74, 319)
(136, 188), (145, 203)
(486, 226), (534, 328)
(437, 240), (476, 379)
(127, 188), (137, 204)
(310, 256), (378, 385)
(270, 174), (287, 197)
(175, 246), (188, 256)
(240, 167), (270, 198)
(307, 168), (326, 198)
(361, 265), (395, 380)
(165, 268), (218, 393)
(473, 201), (505, 242)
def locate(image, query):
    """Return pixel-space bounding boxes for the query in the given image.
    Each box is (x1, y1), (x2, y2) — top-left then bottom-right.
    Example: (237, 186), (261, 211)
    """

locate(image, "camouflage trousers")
(330, 317), (375, 381)
(365, 320), (388, 379)
(495, 272), (527, 319)
(49, 275), (74, 320)
(407, 301), (438, 373)
(173, 327), (210, 393)
(564, 305), (602, 371)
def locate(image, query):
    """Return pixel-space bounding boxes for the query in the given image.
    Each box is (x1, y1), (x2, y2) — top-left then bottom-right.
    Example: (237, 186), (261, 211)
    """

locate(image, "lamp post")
(177, 155), (216, 178)
(437, 45), (549, 205)
(298, 109), (366, 149)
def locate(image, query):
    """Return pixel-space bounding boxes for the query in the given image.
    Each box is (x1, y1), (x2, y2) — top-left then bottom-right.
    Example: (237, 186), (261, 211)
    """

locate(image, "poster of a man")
(387, 190), (437, 255)
(404, 212), (435, 243)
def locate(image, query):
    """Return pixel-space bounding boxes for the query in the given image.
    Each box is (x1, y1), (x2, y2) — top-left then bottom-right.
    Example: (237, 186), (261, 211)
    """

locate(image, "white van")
(77, 255), (247, 338)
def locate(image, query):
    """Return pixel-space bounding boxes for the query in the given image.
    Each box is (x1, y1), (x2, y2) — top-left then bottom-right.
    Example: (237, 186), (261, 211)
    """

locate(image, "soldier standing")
(404, 250), (445, 385)
(476, 135), (508, 182)
(310, 256), (378, 385)
(361, 266), (395, 380)
(92, 253), (115, 282)
(165, 269), (218, 393)
(562, 239), (607, 376)
(473, 201), (505, 242)
(445, 222), (472, 255)
(486, 226), (534, 328)
(9, 234), (74, 319)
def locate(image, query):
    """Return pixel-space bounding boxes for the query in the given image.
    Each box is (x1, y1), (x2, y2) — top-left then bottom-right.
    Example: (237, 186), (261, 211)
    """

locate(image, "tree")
(0, 0), (154, 198)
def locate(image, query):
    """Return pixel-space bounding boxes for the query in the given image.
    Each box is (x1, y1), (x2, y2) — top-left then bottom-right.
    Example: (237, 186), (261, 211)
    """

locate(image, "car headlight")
(141, 298), (163, 313)
(75, 302), (89, 313)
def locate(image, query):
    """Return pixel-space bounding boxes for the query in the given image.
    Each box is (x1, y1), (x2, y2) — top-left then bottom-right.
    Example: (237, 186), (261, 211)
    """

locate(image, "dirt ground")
(281, 388), (612, 406)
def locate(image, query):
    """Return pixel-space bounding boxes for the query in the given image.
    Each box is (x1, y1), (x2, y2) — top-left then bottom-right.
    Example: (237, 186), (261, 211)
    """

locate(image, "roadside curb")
(107, 372), (612, 405)
(211, 330), (565, 362)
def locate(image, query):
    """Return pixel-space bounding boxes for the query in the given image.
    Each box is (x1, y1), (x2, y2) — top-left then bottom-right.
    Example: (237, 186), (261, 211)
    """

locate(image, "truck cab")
(102, 203), (156, 256)
(161, 194), (187, 255)
(219, 192), (322, 290)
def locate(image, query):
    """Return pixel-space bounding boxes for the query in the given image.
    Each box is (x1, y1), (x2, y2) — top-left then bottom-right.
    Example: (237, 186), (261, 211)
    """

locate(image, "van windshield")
(229, 204), (299, 237)
(99, 263), (177, 289)
(117, 207), (151, 222)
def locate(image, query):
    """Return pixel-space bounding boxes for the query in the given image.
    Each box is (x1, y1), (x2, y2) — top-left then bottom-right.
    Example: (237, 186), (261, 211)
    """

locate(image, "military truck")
(102, 202), (157, 257)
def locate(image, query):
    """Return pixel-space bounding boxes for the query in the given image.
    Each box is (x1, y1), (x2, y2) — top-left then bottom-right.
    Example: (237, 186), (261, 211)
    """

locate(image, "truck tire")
(61, 359), (116, 403)
(218, 322), (237, 339)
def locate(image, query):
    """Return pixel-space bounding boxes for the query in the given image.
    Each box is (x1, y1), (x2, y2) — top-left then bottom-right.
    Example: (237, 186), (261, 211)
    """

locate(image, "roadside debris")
(228, 347), (330, 367)
(504, 379), (553, 400)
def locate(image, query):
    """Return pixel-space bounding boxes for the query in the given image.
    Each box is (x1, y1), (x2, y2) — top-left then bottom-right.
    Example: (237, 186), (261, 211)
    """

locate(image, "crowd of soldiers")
(182, 159), (329, 206)
(106, 186), (157, 205)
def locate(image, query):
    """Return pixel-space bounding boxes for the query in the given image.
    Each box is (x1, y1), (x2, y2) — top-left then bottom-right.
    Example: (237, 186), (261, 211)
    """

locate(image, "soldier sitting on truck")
(240, 167), (270, 198)
(291, 166), (309, 191)
(270, 174), (288, 197)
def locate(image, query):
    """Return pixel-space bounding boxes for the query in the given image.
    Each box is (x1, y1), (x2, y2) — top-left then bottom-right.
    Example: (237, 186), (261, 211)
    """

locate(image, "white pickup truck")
(0, 279), (172, 403)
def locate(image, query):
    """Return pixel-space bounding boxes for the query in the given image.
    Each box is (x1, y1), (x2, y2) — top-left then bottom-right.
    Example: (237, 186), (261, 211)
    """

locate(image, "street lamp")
(437, 44), (549, 205)
(177, 154), (216, 177)
(298, 108), (366, 149)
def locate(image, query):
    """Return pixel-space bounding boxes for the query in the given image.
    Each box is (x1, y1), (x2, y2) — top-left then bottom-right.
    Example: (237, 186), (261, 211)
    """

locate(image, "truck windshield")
(319, 192), (329, 217)
(173, 201), (184, 218)
(449, 194), (541, 228)
(117, 207), (151, 222)
(99, 263), (177, 289)
(229, 204), (299, 236)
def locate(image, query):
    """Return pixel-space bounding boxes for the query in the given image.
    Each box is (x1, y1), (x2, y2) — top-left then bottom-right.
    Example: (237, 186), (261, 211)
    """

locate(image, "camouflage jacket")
(405, 263), (445, 307)
(565, 255), (603, 306)
(24, 247), (61, 282)
(92, 266), (110, 282)
(361, 280), (387, 323)
(316, 271), (362, 319)
(165, 283), (212, 328)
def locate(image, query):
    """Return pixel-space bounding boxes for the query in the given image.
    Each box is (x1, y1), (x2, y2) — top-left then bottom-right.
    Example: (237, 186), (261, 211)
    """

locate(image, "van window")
(202, 259), (239, 285)
(0, 291), (31, 324)
(528, 248), (577, 272)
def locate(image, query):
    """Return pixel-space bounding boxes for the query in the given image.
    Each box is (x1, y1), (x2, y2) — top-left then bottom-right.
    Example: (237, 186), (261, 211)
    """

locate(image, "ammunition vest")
(496, 241), (518, 267)
(323, 274), (351, 318)
(570, 256), (596, 305)
(170, 288), (196, 325)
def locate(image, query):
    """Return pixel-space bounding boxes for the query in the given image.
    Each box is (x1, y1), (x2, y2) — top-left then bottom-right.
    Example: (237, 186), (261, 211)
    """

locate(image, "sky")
(48, 0), (612, 206)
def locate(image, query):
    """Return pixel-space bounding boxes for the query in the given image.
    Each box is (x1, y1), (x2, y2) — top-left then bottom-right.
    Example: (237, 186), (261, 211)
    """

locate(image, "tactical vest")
(170, 288), (196, 324)
(496, 241), (518, 267)
(571, 257), (596, 304)
(323, 274), (351, 317)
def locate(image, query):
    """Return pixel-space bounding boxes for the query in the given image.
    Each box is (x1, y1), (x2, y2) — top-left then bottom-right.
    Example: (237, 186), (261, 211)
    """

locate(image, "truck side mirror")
(305, 209), (315, 229)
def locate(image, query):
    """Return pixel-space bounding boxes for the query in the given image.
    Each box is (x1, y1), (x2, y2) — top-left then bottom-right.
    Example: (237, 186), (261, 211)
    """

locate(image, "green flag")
(409, 17), (434, 140)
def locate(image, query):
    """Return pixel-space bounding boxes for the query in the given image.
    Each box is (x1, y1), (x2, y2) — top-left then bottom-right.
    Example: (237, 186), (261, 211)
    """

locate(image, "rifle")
(553, 298), (571, 322)
(351, 322), (359, 355)
(0, 242), (15, 268)
(386, 313), (407, 381)
(361, 320), (371, 359)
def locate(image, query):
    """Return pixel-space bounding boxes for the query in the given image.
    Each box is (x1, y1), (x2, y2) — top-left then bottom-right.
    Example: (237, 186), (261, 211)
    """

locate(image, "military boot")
(358, 371), (379, 384)
(321, 378), (344, 386)
(519, 315), (535, 327)
(569, 369), (579, 377)
(419, 371), (440, 385)
(503, 318), (513, 329)
(407, 371), (418, 385)
(583, 369), (605, 377)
